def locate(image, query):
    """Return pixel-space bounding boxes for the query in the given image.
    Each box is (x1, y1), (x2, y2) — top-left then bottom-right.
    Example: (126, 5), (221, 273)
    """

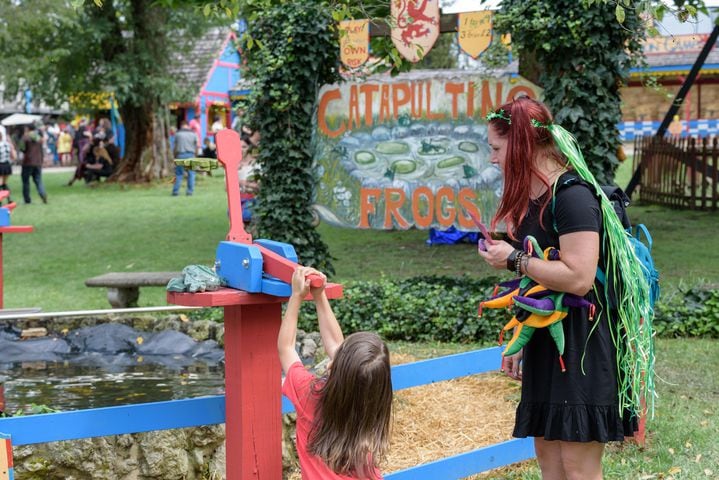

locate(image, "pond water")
(1, 359), (225, 413)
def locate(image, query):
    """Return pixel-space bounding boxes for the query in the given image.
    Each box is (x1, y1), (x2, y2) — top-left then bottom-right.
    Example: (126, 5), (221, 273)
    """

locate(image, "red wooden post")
(224, 302), (282, 479)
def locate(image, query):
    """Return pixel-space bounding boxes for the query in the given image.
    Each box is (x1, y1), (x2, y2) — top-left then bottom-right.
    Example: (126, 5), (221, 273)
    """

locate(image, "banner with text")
(339, 20), (369, 69)
(312, 71), (541, 230)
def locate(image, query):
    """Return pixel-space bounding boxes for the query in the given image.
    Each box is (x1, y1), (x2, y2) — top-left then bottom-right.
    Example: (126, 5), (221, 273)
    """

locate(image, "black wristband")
(506, 249), (519, 272)
(515, 251), (525, 277)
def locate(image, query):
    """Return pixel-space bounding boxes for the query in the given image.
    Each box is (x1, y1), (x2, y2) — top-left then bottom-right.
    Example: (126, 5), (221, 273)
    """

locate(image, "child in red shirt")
(279, 267), (392, 480)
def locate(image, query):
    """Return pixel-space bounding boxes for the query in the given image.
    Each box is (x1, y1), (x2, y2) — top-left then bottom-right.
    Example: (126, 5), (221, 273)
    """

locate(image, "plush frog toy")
(479, 236), (596, 372)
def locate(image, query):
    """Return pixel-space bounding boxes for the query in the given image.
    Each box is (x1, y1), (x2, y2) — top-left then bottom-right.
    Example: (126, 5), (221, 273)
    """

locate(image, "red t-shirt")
(282, 362), (383, 480)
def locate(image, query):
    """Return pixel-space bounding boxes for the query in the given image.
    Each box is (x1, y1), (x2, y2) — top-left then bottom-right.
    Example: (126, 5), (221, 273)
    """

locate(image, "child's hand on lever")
(291, 266), (326, 298)
(290, 266), (313, 299)
(308, 269), (327, 298)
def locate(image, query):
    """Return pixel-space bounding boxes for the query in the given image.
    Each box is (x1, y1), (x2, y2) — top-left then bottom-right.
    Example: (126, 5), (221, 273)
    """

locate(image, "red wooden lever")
(215, 130), (324, 289)
(215, 129), (252, 245)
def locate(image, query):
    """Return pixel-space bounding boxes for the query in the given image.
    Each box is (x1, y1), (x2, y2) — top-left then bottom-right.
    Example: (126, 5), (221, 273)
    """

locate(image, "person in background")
(57, 127), (73, 166)
(201, 137), (216, 159)
(238, 135), (259, 195)
(46, 122), (60, 166)
(211, 114), (224, 134)
(279, 266), (392, 479)
(83, 133), (114, 183)
(97, 117), (114, 143)
(20, 124), (48, 204)
(0, 130), (16, 203)
(105, 134), (121, 167)
(172, 120), (198, 196)
(188, 118), (202, 152)
(73, 120), (90, 166)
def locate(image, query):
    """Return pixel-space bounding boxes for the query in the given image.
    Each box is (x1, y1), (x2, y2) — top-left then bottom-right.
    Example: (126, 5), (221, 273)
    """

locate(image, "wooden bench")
(85, 272), (181, 308)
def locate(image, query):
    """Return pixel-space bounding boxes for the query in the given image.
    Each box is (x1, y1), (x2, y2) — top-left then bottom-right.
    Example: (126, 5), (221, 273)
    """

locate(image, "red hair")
(488, 97), (564, 238)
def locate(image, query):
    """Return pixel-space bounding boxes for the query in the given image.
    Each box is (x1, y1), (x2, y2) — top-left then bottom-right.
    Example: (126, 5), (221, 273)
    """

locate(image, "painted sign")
(458, 11), (493, 59)
(644, 33), (713, 54)
(391, 0), (440, 63)
(339, 20), (370, 69)
(312, 71), (541, 230)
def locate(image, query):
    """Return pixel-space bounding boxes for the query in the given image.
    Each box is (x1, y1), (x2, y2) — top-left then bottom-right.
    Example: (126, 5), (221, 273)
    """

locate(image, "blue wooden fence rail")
(0, 346), (535, 479)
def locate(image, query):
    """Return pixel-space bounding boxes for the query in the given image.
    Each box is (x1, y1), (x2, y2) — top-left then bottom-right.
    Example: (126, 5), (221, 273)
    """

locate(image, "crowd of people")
(0, 117), (121, 204)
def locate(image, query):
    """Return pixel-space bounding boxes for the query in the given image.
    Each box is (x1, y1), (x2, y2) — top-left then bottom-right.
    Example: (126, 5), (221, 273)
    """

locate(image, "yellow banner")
(458, 11), (492, 59)
(69, 92), (113, 110)
(339, 20), (370, 69)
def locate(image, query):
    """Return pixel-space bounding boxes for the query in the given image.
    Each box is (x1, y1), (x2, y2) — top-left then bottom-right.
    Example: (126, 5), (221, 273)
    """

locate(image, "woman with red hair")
(478, 97), (643, 480)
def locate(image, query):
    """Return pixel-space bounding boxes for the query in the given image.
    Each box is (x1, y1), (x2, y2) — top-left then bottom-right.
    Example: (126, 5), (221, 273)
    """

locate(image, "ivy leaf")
(615, 5), (625, 24)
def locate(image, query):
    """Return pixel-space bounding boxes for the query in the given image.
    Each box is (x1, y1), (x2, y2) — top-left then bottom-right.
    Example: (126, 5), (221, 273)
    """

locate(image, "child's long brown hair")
(308, 332), (392, 479)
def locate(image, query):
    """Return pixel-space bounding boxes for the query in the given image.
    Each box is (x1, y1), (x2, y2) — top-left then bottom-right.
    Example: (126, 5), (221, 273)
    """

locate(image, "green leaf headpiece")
(485, 109), (511, 124)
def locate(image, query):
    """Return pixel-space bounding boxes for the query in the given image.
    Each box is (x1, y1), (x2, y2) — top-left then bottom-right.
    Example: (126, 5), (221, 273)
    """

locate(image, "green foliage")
(583, 0), (710, 30)
(5, 404), (61, 416)
(298, 275), (506, 343)
(653, 284), (719, 338)
(0, 1), (210, 108)
(0, 0), (219, 181)
(291, 274), (719, 343)
(415, 33), (459, 70)
(494, 1), (645, 184)
(239, 1), (340, 273)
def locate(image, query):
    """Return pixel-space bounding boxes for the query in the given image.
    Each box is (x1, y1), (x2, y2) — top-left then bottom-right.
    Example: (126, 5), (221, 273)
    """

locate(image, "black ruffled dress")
(510, 173), (636, 442)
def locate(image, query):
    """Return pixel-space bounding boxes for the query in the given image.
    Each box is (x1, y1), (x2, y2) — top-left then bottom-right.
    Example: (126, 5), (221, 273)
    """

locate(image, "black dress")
(511, 172), (636, 442)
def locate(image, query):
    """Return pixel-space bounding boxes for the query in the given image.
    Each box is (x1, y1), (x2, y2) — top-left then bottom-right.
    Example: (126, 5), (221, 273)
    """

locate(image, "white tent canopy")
(1, 113), (42, 126)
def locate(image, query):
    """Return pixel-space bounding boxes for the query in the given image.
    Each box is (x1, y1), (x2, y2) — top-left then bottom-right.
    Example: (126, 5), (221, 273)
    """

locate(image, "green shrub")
(188, 277), (719, 342)
(653, 284), (719, 338)
(299, 275), (506, 343)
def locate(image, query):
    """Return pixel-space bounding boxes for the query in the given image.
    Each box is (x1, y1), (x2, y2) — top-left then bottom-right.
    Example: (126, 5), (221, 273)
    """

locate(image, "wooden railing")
(0, 346), (535, 479)
(633, 135), (719, 210)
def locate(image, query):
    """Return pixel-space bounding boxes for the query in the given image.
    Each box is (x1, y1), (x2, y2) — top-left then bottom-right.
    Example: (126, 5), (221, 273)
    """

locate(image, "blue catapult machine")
(204, 129), (325, 294)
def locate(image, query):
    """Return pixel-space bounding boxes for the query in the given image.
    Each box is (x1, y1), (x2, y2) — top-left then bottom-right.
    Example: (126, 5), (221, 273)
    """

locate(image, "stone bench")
(85, 272), (181, 308)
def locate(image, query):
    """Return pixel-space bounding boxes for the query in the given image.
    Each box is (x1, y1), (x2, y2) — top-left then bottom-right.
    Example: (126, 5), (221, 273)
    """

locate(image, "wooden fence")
(633, 135), (719, 209)
(0, 346), (535, 479)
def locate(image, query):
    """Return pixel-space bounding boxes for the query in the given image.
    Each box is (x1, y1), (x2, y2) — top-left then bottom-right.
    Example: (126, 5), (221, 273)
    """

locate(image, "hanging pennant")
(391, 0), (440, 63)
(339, 20), (370, 69)
(458, 11), (492, 59)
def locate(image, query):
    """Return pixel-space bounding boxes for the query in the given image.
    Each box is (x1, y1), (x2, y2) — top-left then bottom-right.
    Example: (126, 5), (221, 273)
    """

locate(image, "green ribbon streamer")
(548, 124), (656, 419)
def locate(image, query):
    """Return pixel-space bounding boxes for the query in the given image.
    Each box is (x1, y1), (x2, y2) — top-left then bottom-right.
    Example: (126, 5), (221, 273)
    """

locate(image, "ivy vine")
(240, 1), (341, 274)
(494, 1), (644, 184)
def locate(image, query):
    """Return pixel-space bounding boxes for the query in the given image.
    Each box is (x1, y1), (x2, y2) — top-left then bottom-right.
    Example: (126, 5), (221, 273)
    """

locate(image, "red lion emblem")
(395, 0), (438, 47)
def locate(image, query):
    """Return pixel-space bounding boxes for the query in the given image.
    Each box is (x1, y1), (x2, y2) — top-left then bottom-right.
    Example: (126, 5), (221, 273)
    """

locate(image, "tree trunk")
(112, 103), (171, 182)
(107, 0), (172, 183)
